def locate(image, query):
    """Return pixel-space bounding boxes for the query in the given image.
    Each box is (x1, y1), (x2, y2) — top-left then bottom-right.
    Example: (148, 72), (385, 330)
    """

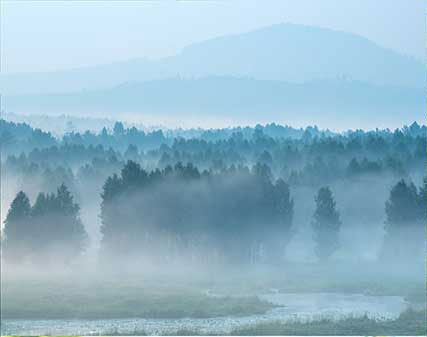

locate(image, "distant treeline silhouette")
(1, 120), (425, 191)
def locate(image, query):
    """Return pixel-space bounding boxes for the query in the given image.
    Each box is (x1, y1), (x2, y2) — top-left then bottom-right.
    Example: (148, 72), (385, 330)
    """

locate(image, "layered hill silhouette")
(2, 23), (424, 129)
(1, 23), (424, 95)
(4, 76), (424, 129)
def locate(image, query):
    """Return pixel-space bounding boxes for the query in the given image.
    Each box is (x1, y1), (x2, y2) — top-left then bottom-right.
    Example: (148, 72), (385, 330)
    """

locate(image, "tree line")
(2, 120), (425, 202)
(2, 160), (424, 266)
(2, 119), (425, 172)
(2, 185), (88, 264)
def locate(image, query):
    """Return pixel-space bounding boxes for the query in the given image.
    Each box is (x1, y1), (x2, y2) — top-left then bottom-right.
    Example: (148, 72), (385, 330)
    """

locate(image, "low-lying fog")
(1, 116), (425, 335)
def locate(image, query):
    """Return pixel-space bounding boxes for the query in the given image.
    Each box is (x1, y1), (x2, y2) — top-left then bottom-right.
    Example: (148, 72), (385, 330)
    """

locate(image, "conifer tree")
(312, 187), (341, 262)
(381, 179), (424, 261)
(3, 191), (32, 262)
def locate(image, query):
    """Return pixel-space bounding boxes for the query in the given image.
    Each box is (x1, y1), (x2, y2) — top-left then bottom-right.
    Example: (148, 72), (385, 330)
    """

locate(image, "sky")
(1, 0), (425, 74)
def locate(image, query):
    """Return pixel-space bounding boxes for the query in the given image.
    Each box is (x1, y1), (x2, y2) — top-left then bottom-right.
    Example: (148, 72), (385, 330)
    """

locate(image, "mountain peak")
(1, 23), (424, 96)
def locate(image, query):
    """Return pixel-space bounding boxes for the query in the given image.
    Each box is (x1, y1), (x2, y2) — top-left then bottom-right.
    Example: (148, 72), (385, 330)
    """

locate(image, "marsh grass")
(2, 279), (275, 320)
(229, 308), (426, 336)
(89, 309), (425, 336)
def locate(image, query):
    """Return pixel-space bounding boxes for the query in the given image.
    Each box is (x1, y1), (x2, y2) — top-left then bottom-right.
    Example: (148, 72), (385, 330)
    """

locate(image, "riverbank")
(2, 263), (423, 335)
(87, 308), (424, 336)
(230, 308), (426, 336)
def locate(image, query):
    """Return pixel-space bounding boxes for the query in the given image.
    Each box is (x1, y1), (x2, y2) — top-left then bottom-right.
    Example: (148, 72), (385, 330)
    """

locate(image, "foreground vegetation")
(1, 278), (274, 320)
(2, 119), (425, 335)
(2, 268), (424, 336)
(94, 309), (425, 336)
(2, 261), (424, 320)
(230, 309), (426, 336)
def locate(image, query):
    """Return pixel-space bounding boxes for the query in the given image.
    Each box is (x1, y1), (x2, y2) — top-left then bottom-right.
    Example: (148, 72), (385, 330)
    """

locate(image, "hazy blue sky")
(1, 0), (425, 73)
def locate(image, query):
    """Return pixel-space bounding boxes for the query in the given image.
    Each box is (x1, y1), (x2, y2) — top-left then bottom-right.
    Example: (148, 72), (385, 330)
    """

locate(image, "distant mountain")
(4, 77), (424, 129)
(1, 23), (424, 95)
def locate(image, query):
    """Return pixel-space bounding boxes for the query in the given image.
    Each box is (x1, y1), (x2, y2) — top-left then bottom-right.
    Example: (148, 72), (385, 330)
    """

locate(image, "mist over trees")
(2, 192), (32, 263)
(1, 118), (425, 268)
(380, 179), (426, 263)
(100, 161), (294, 265)
(312, 187), (341, 262)
(3, 185), (88, 264)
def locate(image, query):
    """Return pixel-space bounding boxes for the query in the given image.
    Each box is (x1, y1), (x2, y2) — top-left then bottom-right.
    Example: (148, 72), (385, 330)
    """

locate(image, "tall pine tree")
(381, 179), (424, 262)
(312, 187), (341, 262)
(3, 191), (32, 262)
(3, 185), (88, 264)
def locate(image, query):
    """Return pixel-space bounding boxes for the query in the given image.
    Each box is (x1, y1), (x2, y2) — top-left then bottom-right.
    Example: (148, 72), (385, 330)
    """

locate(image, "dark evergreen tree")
(2, 191), (32, 262)
(385, 180), (419, 226)
(99, 160), (295, 265)
(3, 186), (88, 264)
(381, 179), (424, 261)
(312, 187), (341, 261)
(265, 178), (294, 263)
(113, 122), (125, 136)
(52, 184), (88, 261)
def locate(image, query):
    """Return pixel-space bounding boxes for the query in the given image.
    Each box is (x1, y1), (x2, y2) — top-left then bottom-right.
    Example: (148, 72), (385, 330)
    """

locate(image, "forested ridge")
(1, 119), (425, 266)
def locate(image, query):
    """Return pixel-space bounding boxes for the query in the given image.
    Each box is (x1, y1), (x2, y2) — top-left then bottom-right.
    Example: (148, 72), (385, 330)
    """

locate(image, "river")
(1, 292), (408, 335)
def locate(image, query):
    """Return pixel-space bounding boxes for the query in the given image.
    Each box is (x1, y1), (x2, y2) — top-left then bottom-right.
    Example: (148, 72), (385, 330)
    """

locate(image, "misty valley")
(0, 117), (425, 335)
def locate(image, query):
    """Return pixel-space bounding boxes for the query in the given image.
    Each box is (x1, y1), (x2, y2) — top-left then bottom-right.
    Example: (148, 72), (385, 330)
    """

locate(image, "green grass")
(1, 279), (275, 319)
(90, 309), (426, 336)
(2, 263), (424, 328)
(229, 309), (426, 336)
